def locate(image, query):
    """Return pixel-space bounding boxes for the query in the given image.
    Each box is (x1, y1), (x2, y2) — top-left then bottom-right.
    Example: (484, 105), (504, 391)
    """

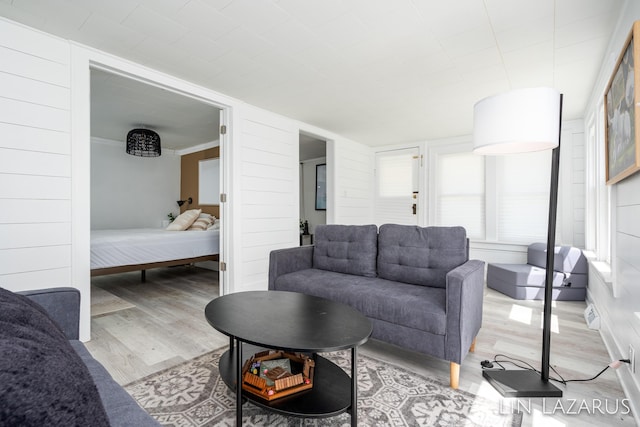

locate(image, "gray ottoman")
(487, 243), (588, 301)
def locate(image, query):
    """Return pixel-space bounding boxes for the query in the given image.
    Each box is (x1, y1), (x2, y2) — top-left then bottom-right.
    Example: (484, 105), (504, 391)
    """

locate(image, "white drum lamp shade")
(473, 87), (561, 154)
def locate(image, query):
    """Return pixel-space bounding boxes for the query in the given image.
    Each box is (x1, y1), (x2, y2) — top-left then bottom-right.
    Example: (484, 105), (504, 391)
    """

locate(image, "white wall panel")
(242, 246), (278, 263)
(232, 107), (299, 292)
(0, 18), (69, 63)
(0, 45), (69, 87)
(0, 223), (71, 249)
(241, 204), (294, 218)
(0, 122), (69, 154)
(241, 162), (293, 181)
(0, 98), (69, 131)
(243, 218), (292, 233)
(0, 174), (70, 199)
(0, 71), (70, 109)
(242, 190), (294, 206)
(240, 146), (292, 168)
(0, 199), (71, 224)
(0, 148), (70, 177)
(241, 175), (295, 193)
(241, 230), (292, 247)
(332, 138), (374, 224)
(0, 246), (71, 275)
(618, 205), (640, 238)
(0, 267), (71, 289)
(0, 18), (72, 300)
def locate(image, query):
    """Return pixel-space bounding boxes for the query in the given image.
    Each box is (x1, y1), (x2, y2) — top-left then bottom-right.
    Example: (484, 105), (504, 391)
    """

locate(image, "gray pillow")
(377, 224), (468, 288)
(313, 224), (378, 277)
(0, 287), (110, 427)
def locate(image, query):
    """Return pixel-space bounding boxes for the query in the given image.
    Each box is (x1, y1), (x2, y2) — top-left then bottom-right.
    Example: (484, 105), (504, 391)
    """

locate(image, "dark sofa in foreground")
(269, 224), (485, 388)
(0, 287), (159, 426)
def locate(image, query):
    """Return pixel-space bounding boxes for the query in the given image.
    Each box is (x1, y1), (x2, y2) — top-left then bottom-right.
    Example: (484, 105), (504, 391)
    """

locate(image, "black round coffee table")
(204, 291), (372, 426)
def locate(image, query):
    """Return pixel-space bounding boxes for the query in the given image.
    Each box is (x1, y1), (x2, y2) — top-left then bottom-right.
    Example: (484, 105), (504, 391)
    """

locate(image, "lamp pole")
(541, 94), (563, 382)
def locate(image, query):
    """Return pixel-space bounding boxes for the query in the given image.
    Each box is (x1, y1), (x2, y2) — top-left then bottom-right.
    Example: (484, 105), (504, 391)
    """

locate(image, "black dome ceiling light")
(126, 128), (161, 157)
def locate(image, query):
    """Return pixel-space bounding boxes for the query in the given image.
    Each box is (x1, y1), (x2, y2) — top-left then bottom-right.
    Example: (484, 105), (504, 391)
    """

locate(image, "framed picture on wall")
(605, 20), (640, 185)
(315, 163), (326, 210)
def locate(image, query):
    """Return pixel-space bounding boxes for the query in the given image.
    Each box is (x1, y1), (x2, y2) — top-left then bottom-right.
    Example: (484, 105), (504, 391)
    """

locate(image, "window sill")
(583, 250), (612, 285)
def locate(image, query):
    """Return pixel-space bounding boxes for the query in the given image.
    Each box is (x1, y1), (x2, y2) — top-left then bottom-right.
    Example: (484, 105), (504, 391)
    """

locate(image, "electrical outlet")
(630, 345), (636, 374)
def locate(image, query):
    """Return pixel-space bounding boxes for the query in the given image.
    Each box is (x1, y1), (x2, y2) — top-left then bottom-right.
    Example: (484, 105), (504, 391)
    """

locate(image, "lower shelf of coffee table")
(219, 346), (352, 418)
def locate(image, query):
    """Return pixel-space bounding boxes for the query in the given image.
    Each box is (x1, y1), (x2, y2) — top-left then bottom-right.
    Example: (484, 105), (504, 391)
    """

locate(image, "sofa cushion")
(313, 224), (378, 277)
(0, 288), (110, 427)
(273, 269), (447, 335)
(377, 224), (468, 288)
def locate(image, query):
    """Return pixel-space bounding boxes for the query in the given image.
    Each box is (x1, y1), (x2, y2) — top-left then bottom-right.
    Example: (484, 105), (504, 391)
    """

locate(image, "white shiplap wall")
(230, 105), (300, 292)
(0, 19), (72, 291)
(332, 138), (374, 224)
(581, 2), (640, 419)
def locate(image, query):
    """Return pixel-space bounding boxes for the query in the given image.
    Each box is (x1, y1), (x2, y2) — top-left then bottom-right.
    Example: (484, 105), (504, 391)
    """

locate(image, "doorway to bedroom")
(88, 68), (224, 319)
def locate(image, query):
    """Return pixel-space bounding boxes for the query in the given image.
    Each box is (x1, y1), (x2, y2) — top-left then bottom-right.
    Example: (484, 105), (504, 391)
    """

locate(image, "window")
(495, 151), (551, 243)
(586, 102), (611, 262)
(435, 152), (485, 239)
(431, 141), (559, 244)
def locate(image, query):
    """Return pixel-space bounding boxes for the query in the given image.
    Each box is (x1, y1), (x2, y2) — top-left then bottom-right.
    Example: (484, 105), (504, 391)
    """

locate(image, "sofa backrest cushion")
(527, 242), (588, 274)
(0, 287), (110, 427)
(313, 224), (378, 277)
(377, 224), (468, 288)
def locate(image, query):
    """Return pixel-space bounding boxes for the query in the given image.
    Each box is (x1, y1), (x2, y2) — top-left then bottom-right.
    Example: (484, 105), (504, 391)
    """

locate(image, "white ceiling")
(1, 0), (625, 146)
(90, 69), (220, 150)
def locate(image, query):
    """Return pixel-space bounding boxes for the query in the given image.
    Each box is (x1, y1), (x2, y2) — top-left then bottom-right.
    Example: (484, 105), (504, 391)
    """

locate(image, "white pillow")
(188, 215), (214, 231)
(166, 209), (201, 231)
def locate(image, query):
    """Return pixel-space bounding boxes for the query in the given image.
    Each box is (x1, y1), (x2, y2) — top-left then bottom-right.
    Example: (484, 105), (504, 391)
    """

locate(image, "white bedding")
(91, 228), (220, 270)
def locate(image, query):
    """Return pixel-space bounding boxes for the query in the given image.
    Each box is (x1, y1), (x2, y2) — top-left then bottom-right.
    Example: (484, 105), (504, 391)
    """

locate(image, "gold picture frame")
(605, 21), (640, 185)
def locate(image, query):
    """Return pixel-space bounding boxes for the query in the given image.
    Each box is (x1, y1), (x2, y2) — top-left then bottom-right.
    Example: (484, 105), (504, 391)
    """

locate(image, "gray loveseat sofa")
(0, 287), (159, 426)
(269, 224), (485, 389)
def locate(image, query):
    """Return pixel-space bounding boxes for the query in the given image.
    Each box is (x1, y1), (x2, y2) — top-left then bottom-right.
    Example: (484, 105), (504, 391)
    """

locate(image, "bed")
(91, 228), (220, 279)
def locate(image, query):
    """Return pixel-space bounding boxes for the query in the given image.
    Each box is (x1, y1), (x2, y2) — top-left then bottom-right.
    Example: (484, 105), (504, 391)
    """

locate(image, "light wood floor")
(86, 267), (637, 427)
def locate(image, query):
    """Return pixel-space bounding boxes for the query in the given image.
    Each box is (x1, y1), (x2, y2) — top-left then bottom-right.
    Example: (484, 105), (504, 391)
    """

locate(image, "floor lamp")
(473, 87), (564, 398)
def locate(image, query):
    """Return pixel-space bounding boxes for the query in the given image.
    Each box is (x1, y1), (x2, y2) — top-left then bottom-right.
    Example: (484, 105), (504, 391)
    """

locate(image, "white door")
(374, 147), (420, 226)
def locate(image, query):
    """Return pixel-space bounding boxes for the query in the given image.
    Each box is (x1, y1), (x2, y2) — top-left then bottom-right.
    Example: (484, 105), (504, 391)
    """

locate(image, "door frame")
(70, 44), (235, 341)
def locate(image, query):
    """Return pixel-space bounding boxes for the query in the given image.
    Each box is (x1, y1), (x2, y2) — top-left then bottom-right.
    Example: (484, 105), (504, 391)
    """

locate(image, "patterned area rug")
(125, 347), (521, 427)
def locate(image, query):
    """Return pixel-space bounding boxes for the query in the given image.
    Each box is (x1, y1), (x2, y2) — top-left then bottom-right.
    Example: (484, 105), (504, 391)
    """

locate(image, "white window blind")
(497, 151), (551, 243)
(436, 152), (485, 239)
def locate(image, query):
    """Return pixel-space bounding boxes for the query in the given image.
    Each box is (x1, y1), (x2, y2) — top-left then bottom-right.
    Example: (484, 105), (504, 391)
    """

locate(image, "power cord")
(480, 354), (631, 386)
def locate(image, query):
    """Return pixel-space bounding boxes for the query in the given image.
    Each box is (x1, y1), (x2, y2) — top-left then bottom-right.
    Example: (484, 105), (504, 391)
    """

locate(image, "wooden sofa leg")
(469, 337), (477, 353)
(450, 362), (460, 389)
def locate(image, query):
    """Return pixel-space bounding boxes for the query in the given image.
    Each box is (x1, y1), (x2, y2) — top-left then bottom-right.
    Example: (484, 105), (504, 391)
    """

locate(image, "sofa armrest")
(268, 246), (314, 290)
(17, 287), (80, 340)
(444, 259), (485, 364)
